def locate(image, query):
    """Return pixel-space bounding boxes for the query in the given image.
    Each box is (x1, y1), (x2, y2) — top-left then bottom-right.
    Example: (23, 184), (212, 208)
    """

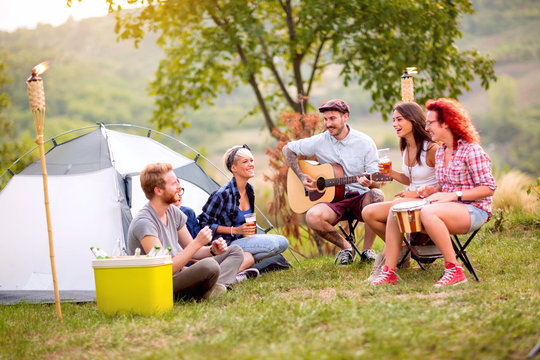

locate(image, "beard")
(163, 190), (180, 205)
(327, 123), (345, 136)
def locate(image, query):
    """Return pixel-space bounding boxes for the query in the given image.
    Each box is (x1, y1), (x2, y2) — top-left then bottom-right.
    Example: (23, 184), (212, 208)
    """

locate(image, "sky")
(0, 0), (134, 32)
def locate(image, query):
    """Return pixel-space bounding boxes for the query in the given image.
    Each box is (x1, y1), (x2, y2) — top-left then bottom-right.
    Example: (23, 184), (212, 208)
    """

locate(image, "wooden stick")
(32, 108), (62, 322)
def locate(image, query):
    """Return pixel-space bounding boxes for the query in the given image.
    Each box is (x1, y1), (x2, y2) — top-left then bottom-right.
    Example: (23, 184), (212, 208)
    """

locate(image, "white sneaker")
(366, 253), (386, 282)
(335, 248), (354, 265)
(235, 268), (260, 283)
(202, 284), (227, 299)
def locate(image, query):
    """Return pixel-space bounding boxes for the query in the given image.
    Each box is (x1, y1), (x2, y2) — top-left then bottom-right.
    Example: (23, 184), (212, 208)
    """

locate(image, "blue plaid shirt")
(197, 177), (255, 244)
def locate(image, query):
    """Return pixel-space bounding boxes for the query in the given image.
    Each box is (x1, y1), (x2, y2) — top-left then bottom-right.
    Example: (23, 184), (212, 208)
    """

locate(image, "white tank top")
(401, 140), (437, 189)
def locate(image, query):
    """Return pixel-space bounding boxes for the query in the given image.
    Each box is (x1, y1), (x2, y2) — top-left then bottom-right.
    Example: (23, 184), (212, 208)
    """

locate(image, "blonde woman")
(198, 145), (289, 281)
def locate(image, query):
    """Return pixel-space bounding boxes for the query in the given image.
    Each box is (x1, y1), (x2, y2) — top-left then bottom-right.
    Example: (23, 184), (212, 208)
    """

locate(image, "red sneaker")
(434, 262), (467, 287)
(371, 265), (398, 285)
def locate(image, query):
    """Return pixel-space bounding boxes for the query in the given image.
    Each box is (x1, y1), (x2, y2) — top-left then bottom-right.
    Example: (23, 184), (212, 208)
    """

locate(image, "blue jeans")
(231, 234), (289, 261)
(465, 204), (488, 233)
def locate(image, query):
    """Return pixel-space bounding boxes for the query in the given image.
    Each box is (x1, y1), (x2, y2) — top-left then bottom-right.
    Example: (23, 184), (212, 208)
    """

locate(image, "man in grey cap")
(282, 99), (384, 265)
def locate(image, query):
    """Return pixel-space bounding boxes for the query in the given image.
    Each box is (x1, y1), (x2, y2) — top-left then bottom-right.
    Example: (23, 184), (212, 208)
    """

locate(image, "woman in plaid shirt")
(372, 98), (496, 287)
(198, 145), (289, 282)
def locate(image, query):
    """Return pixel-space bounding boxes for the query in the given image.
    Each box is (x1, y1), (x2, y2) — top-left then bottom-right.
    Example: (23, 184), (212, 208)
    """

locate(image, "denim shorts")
(465, 204), (488, 233)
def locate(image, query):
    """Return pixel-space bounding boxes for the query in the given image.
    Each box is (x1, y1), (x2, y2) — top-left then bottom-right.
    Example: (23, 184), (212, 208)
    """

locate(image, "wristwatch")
(456, 190), (463, 202)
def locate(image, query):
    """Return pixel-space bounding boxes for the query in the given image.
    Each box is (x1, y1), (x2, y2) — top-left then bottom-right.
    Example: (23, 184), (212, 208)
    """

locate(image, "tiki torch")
(26, 61), (62, 322)
(401, 67), (417, 103)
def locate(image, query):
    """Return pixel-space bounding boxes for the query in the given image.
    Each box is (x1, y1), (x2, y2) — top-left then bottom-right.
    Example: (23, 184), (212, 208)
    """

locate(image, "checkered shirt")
(197, 177), (255, 244)
(435, 139), (497, 220)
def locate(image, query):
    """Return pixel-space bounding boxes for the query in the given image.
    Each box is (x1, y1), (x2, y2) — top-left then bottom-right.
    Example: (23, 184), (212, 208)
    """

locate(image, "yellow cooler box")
(92, 256), (173, 315)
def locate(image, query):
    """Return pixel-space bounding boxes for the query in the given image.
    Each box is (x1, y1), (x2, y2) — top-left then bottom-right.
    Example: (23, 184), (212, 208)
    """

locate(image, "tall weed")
(493, 170), (539, 214)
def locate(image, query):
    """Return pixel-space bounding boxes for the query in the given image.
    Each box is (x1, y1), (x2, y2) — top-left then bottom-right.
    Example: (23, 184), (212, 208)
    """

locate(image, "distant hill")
(0, 0), (539, 174)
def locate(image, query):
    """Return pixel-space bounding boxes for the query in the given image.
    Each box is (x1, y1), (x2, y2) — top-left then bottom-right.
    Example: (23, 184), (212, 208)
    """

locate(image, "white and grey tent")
(0, 124), (247, 303)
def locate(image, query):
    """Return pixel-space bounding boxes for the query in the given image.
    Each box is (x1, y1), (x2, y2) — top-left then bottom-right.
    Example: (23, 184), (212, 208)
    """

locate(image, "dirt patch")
(318, 288), (337, 300)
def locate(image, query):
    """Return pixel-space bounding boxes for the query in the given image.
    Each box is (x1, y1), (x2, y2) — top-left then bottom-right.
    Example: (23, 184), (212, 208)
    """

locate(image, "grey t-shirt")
(127, 202), (188, 257)
(286, 126), (379, 194)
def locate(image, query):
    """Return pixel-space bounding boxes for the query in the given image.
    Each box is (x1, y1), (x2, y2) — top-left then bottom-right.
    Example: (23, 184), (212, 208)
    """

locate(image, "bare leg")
(237, 251), (255, 272)
(361, 189), (384, 251)
(420, 203), (470, 263)
(362, 201), (393, 242)
(383, 209), (404, 269)
(305, 203), (348, 249)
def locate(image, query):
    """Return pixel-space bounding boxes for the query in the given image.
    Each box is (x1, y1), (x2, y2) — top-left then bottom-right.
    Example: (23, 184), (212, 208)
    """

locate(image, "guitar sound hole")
(316, 177), (326, 191)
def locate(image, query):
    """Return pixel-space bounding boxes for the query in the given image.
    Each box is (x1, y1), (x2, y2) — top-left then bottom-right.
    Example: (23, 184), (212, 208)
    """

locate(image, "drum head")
(391, 200), (426, 211)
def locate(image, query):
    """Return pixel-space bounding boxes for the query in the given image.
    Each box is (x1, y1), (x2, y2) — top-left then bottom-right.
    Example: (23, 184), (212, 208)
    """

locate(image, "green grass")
(1, 217), (538, 360)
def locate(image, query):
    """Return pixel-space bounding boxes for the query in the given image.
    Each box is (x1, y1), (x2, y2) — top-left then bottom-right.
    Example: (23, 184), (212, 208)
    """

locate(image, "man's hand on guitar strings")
(356, 174), (372, 188)
(300, 173), (317, 191)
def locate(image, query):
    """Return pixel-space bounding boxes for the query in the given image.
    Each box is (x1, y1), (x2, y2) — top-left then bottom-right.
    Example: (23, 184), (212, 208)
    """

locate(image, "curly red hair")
(425, 98), (479, 146)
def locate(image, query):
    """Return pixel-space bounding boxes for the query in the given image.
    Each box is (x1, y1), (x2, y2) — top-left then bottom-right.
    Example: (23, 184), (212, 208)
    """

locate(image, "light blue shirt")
(286, 126), (379, 194)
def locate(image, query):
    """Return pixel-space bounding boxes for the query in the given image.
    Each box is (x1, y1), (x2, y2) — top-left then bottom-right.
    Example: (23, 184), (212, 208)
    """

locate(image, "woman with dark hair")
(372, 98), (496, 287)
(198, 145), (289, 281)
(362, 102), (438, 281)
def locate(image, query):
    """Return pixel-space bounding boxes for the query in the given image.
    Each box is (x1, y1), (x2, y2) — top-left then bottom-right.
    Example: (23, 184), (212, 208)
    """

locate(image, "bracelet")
(210, 248), (216, 257)
(230, 226), (234, 236)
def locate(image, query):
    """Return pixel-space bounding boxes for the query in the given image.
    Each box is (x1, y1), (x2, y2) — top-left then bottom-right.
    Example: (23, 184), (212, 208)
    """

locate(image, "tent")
(0, 124), (231, 304)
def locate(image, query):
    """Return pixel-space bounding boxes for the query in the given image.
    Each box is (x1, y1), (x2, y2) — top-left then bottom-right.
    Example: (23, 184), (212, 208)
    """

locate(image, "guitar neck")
(325, 176), (358, 188)
(324, 173), (392, 188)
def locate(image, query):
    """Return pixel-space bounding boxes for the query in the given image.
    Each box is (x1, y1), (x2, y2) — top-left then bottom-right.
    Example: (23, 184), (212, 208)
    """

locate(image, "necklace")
(406, 144), (414, 188)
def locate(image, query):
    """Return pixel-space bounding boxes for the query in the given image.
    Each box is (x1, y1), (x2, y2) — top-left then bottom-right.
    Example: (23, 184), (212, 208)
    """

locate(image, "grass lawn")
(0, 217), (538, 360)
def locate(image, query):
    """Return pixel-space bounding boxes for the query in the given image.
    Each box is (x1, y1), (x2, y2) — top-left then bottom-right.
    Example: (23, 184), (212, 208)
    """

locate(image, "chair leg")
(402, 233), (426, 270)
(338, 223), (362, 259)
(452, 233), (480, 282)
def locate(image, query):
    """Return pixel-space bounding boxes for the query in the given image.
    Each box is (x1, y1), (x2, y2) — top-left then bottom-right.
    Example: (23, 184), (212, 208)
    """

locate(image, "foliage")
(462, 0), (540, 63)
(475, 75), (540, 175)
(527, 177), (540, 199)
(94, 0), (496, 137)
(0, 16), (160, 142)
(493, 170), (539, 214)
(0, 223), (539, 359)
(489, 209), (507, 233)
(0, 51), (34, 189)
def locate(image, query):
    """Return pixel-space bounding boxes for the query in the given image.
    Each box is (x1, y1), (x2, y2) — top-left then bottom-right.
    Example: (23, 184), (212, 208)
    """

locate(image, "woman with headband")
(198, 145), (289, 281)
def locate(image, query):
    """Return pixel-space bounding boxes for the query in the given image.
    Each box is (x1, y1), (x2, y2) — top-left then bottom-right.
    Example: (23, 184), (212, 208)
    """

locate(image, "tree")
(74, 0), (496, 137)
(0, 53), (31, 190)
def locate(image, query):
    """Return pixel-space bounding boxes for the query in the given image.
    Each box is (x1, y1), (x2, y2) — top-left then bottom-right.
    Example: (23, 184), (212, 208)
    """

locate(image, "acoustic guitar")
(286, 160), (393, 214)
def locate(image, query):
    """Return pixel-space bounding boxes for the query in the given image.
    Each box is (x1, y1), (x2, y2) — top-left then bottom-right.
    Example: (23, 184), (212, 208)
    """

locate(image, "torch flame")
(32, 61), (50, 77)
(405, 67), (418, 75)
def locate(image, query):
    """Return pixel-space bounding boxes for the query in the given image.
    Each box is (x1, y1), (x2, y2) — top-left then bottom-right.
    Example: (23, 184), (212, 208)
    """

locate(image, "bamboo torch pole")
(26, 61), (62, 322)
(401, 67), (417, 103)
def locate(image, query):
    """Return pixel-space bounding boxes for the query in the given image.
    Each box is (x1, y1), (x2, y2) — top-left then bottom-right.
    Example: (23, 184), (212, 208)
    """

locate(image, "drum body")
(391, 200), (426, 234)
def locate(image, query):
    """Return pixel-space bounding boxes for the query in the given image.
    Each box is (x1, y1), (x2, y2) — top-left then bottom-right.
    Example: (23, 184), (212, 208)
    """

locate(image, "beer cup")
(244, 213), (257, 236)
(378, 148), (392, 173)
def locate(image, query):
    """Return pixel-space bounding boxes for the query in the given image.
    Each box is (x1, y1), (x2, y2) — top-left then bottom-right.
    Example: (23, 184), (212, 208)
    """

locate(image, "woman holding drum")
(371, 98), (496, 287)
(362, 101), (439, 281)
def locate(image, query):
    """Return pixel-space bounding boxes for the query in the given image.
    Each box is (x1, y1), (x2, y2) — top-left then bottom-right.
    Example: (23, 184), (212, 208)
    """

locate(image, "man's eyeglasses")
(426, 120), (439, 127)
(177, 188), (185, 196)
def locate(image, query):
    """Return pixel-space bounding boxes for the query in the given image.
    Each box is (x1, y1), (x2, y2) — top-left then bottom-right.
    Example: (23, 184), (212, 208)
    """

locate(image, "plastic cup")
(244, 213), (257, 236)
(378, 148), (392, 172)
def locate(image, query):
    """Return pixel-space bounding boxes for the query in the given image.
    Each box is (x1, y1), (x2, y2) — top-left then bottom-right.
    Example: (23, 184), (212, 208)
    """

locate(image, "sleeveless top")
(402, 140), (437, 189)
(236, 208), (252, 226)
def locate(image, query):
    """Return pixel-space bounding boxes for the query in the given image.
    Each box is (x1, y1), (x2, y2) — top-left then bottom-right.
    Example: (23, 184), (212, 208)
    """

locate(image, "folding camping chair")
(398, 227), (483, 281)
(335, 208), (363, 264)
